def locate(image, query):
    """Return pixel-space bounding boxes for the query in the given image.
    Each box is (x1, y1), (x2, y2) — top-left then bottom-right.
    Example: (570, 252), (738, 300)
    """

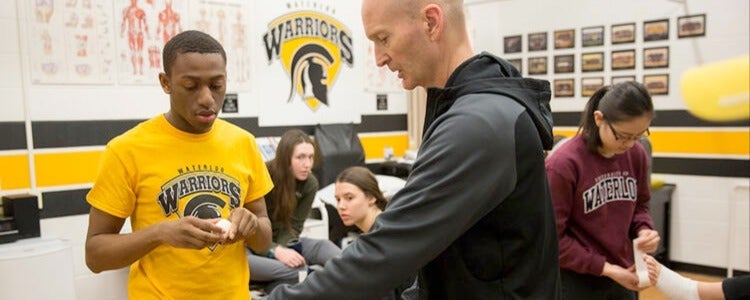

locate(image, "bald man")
(268, 1), (561, 298)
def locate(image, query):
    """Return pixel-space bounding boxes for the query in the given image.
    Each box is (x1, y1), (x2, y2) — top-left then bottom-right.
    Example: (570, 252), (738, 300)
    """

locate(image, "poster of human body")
(28, 0), (116, 84)
(116, 0), (186, 84)
(189, 0), (252, 91)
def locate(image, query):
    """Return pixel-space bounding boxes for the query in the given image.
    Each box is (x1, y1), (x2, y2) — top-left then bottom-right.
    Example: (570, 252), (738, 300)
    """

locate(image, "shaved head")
(362, 0), (472, 88)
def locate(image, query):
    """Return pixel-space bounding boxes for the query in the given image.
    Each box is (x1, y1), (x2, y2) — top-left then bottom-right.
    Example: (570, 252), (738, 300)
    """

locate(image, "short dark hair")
(578, 81), (654, 153)
(162, 30), (226, 76)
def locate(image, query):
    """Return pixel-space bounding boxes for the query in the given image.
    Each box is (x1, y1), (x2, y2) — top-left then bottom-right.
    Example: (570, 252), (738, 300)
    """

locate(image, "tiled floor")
(639, 271), (725, 300)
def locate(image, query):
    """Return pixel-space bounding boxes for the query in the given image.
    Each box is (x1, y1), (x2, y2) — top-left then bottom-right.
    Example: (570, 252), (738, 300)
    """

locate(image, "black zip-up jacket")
(268, 52), (562, 299)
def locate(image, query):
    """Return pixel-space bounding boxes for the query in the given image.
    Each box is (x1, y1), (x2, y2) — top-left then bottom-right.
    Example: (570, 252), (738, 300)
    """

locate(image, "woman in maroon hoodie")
(546, 81), (661, 299)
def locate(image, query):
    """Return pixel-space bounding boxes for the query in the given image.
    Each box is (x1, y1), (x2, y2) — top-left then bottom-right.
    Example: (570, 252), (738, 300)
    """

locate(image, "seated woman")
(248, 129), (341, 291)
(335, 166), (418, 299)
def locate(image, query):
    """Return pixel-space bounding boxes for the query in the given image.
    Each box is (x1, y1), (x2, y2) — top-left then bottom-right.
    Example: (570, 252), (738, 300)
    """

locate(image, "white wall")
(466, 0), (750, 112)
(16, 0), (406, 122)
(0, 0), (24, 123)
(466, 0), (749, 271)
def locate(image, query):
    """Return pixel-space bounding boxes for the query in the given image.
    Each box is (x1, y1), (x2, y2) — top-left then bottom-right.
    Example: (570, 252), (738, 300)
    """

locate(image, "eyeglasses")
(606, 120), (650, 142)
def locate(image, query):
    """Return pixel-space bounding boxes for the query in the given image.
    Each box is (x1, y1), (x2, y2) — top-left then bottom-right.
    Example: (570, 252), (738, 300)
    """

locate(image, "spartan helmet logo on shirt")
(184, 194), (227, 251)
(288, 44), (334, 108)
(184, 194), (226, 219)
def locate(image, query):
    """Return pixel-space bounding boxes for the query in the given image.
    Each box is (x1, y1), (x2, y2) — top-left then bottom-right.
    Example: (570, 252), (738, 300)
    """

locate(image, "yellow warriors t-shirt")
(87, 115), (273, 300)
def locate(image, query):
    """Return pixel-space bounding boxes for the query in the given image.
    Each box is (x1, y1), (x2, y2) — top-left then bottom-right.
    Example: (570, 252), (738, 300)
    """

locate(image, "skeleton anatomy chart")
(189, 0), (251, 91)
(28, 0), (116, 84)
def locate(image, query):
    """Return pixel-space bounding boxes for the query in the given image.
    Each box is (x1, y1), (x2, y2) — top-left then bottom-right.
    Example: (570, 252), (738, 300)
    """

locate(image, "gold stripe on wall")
(11, 130), (747, 189)
(0, 154), (31, 189)
(34, 150), (103, 188)
(552, 130), (750, 155)
(359, 134), (409, 160)
(25, 135), (409, 188)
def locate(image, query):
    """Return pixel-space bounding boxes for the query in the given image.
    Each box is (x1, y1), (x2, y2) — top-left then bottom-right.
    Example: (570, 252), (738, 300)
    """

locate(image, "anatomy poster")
(116, 0), (186, 84)
(363, 41), (403, 93)
(189, 0), (252, 91)
(28, 0), (116, 84)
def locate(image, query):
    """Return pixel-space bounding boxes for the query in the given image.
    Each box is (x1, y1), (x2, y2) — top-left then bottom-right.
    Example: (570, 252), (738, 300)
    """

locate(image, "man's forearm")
(86, 224), (163, 273)
(246, 216), (272, 253)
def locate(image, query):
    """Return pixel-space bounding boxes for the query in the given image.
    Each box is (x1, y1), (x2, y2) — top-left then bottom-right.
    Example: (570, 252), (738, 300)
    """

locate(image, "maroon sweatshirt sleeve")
(629, 145), (654, 237)
(547, 164), (607, 276)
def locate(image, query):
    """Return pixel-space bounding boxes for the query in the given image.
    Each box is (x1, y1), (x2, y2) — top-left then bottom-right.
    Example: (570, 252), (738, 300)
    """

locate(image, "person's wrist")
(601, 262), (612, 277)
(266, 246), (276, 258)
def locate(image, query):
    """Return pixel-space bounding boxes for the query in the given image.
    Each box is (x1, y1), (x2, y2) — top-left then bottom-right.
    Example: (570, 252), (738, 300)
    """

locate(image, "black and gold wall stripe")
(552, 110), (750, 178)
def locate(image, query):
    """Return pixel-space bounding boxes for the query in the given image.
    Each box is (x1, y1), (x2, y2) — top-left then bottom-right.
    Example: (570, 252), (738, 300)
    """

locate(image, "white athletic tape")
(633, 238), (651, 288)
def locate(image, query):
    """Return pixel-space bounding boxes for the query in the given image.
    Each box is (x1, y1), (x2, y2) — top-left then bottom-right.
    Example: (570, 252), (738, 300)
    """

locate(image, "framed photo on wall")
(581, 52), (604, 72)
(644, 19), (669, 41)
(554, 55), (575, 73)
(528, 56), (548, 75)
(554, 29), (575, 49)
(644, 47), (669, 68)
(611, 49), (636, 70)
(507, 58), (522, 74)
(554, 79), (575, 98)
(582, 26), (604, 47)
(581, 77), (604, 97)
(504, 35), (522, 53)
(611, 23), (636, 44)
(643, 74), (669, 95)
(678, 14), (706, 38)
(528, 32), (548, 51)
(612, 75), (636, 85)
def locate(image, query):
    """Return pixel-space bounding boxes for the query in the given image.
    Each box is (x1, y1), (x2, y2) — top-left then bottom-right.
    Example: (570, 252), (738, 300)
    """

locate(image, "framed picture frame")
(582, 26), (604, 47)
(644, 19), (669, 41)
(504, 35), (522, 53)
(554, 29), (575, 49)
(554, 79), (575, 98)
(528, 56), (548, 75)
(581, 52), (604, 72)
(581, 77), (605, 97)
(507, 58), (522, 74)
(611, 49), (636, 70)
(554, 55), (575, 74)
(643, 74), (669, 95)
(644, 46), (669, 68)
(611, 23), (636, 44)
(528, 32), (548, 51)
(678, 14), (706, 38)
(611, 75), (636, 85)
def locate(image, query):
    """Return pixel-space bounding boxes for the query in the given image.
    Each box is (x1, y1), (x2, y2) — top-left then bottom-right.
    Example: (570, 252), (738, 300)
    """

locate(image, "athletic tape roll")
(680, 55), (750, 122)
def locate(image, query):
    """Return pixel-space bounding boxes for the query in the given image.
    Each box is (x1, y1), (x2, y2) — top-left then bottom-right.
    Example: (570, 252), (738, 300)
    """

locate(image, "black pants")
(723, 275), (750, 300)
(561, 269), (636, 300)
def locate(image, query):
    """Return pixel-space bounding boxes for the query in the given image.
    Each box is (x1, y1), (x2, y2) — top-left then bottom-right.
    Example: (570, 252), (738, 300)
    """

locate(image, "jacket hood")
(424, 52), (554, 150)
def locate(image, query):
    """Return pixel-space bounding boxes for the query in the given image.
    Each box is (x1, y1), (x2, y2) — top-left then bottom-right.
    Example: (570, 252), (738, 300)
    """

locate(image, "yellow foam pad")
(680, 55), (750, 122)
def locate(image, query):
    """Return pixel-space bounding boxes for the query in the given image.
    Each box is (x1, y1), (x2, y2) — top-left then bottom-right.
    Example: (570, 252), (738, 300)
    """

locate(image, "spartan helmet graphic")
(287, 44), (335, 106)
(184, 194), (226, 219)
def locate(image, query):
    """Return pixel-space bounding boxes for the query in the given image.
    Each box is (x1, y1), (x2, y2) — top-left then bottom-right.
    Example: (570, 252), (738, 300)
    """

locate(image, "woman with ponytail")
(546, 81), (661, 299)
